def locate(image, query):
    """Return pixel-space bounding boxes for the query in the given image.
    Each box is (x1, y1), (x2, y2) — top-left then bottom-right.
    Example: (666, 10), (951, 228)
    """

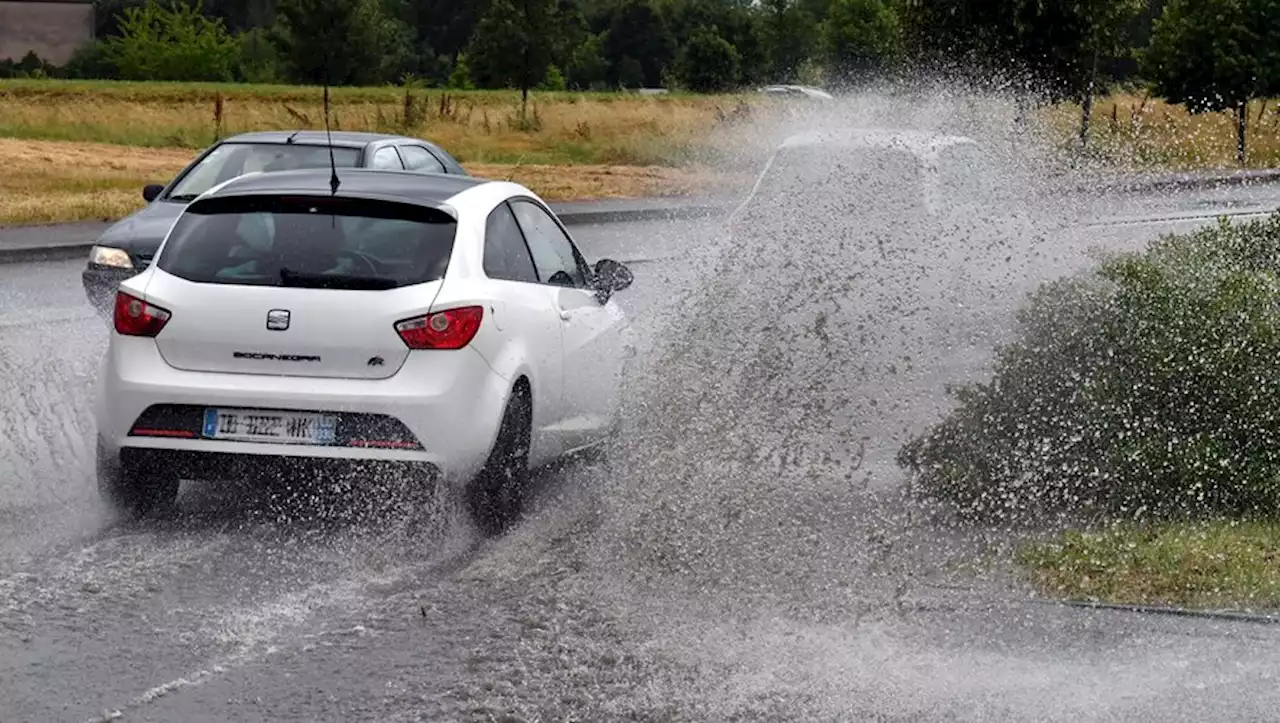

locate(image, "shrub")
(899, 213), (1280, 525)
(63, 41), (115, 79)
(235, 27), (283, 83)
(675, 27), (741, 93)
(103, 0), (240, 82)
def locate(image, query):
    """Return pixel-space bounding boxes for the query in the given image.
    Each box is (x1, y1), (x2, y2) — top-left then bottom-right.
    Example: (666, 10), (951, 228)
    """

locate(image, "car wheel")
(466, 387), (532, 536)
(96, 442), (180, 518)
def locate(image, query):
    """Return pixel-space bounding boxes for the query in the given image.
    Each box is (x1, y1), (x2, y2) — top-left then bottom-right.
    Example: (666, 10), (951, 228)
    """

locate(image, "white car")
(93, 167), (635, 534)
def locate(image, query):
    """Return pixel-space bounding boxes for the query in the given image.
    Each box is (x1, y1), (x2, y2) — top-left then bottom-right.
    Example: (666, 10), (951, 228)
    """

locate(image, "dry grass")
(0, 138), (746, 226)
(1051, 93), (1280, 170)
(0, 79), (766, 167)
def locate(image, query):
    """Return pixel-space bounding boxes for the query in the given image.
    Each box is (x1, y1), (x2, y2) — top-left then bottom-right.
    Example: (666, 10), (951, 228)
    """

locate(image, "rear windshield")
(167, 143), (362, 200)
(156, 195), (457, 289)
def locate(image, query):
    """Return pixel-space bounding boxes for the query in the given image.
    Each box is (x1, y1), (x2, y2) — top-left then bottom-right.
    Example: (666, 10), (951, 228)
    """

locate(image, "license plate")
(201, 408), (338, 445)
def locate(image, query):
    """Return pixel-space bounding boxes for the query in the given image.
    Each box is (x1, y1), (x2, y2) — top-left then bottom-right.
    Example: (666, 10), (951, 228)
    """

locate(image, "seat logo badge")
(367, 356), (385, 367)
(266, 309), (291, 331)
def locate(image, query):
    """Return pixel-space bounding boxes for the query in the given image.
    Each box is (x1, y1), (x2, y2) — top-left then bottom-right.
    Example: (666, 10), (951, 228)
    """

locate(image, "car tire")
(96, 442), (180, 518)
(466, 386), (532, 537)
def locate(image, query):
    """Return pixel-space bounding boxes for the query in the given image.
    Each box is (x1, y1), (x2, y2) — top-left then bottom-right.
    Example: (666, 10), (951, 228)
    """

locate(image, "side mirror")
(142, 184), (165, 203)
(592, 258), (633, 303)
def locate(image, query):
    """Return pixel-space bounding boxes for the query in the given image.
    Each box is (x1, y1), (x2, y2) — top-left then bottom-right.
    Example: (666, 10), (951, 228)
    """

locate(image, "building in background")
(0, 0), (94, 65)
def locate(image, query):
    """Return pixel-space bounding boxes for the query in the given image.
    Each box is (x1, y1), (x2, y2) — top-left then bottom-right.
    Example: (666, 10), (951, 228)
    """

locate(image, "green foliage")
(466, 0), (556, 93)
(102, 0), (241, 82)
(235, 26), (283, 83)
(616, 56), (646, 89)
(448, 53), (475, 89)
(540, 64), (568, 91)
(676, 26), (741, 92)
(762, 0), (819, 82)
(62, 42), (116, 80)
(821, 0), (901, 86)
(899, 213), (1280, 525)
(1142, 0), (1257, 114)
(604, 0), (677, 87)
(7, 0), (1260, 100)
(93, 0), (149, 38)
(0, 51), (57, 79)
(1022, 0), (1141, 101)
(566, 33), (610, 90)
(271, 0), (389, 85)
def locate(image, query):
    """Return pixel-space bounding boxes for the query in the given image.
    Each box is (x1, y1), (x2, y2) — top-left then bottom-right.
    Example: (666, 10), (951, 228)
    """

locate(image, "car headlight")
(89, 245), (133, 269)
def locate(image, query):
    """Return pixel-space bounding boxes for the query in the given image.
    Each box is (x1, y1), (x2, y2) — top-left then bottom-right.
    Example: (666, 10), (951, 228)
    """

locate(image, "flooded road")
(5, 207), (1280, 722)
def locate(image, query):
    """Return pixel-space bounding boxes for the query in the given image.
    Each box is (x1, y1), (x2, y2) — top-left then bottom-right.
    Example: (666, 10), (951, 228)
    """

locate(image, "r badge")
(266, 309), (291, 331)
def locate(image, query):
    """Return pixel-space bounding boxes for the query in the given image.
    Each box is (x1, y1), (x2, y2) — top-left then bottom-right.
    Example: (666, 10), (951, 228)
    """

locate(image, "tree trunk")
(1237, 101), (1248, 166)
(1079, 45), (1100, 149)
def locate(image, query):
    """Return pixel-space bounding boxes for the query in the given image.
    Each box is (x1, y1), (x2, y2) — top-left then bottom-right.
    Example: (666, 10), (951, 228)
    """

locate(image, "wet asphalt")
(5, 200), (1280, 722)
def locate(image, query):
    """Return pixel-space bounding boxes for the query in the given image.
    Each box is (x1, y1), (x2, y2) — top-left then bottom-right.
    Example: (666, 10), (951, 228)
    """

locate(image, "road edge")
(3, 167), (1279, 265)
(0, 200), (732, 265)
(1030, 597), (1280, 625)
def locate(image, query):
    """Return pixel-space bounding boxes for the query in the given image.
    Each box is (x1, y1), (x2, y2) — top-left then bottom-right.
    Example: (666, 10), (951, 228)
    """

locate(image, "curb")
(1068, 168), (1280, 196)
(1030, 597), (1280, 625)
(0, 202), (733, 266)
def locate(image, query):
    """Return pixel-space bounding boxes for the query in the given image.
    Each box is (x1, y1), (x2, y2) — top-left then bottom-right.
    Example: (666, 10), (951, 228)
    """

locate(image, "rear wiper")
(279, 267), (397, 290)
(167, 194), (199, 202)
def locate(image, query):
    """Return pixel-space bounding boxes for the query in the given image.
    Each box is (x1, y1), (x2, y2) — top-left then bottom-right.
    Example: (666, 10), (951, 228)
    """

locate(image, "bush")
(63, 41), (115, 79)
(675, 26), (741, 92)
(235, 27), (283, 83)
(899, 213), (1280, 525)
(103, 0), (240, 81)
(540, 64), (567, 91)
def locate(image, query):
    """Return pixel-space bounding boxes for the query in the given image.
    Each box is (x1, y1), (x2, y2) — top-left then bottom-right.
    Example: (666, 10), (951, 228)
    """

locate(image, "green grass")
(1019, 520), (1280, 610)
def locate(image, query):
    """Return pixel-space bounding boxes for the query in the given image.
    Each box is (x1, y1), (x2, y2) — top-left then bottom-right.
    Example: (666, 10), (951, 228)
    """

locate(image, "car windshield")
(155, 194), (456, 289)
(165, 143), (362, 201)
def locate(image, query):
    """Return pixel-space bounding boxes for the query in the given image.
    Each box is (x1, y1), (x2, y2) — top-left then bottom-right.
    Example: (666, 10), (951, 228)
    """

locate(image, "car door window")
(509, 199), (588, 288)
(371, 146), (405, 170)
(398, 145), (448, 174)
(483, 202), (539, 283)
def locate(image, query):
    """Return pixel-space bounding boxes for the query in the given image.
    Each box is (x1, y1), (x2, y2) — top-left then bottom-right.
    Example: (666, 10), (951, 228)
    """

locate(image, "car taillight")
(395, 306), (483, 350)
(114, 291), (171, 337)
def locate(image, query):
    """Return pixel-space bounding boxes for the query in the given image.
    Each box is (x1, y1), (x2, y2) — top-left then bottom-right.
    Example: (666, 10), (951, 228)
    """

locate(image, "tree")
(666, 0), (768, 85)
(762, 0), (818, 82)
(676, 26), (741, 92)
(1016, 0), (1140, 147)
(899, 0), (1020, 81)
(467, 0), (556, 113)
(447, 52), (474, 89)
(603, 0), (677, 87)
(1142, 0), (1260, 164)
(102, 0), (240, 82)
(566, 32), (610, 89)
(821, 0), (900, 86)
(272, 0), (387, 85)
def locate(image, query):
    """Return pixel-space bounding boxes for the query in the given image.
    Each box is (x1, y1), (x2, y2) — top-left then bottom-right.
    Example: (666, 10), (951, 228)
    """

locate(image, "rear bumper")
(82, 265), (135, 316)
(95, 336), (511, 484)
(115, 445), (441, 486)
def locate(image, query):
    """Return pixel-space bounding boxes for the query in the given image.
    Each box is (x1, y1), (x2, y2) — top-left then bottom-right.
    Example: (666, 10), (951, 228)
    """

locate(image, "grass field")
(0, 138), (744, 226)
(0, 79), (762, 164)
(3, 79), (1280, 225)
(0, 79), (768, 225)
(1047, 95), (1280, 170)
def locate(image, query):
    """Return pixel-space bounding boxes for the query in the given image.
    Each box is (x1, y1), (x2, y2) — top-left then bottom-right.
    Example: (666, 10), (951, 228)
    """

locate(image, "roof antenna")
(323, 74), (340, 195)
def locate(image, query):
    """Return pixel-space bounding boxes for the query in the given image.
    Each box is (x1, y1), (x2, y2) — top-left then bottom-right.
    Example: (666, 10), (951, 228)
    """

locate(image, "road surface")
(4, 202), (1280, 722)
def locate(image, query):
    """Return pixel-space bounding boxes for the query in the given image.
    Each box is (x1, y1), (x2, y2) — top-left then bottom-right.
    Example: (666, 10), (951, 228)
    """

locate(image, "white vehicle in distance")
(94, 167), (635, 535)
